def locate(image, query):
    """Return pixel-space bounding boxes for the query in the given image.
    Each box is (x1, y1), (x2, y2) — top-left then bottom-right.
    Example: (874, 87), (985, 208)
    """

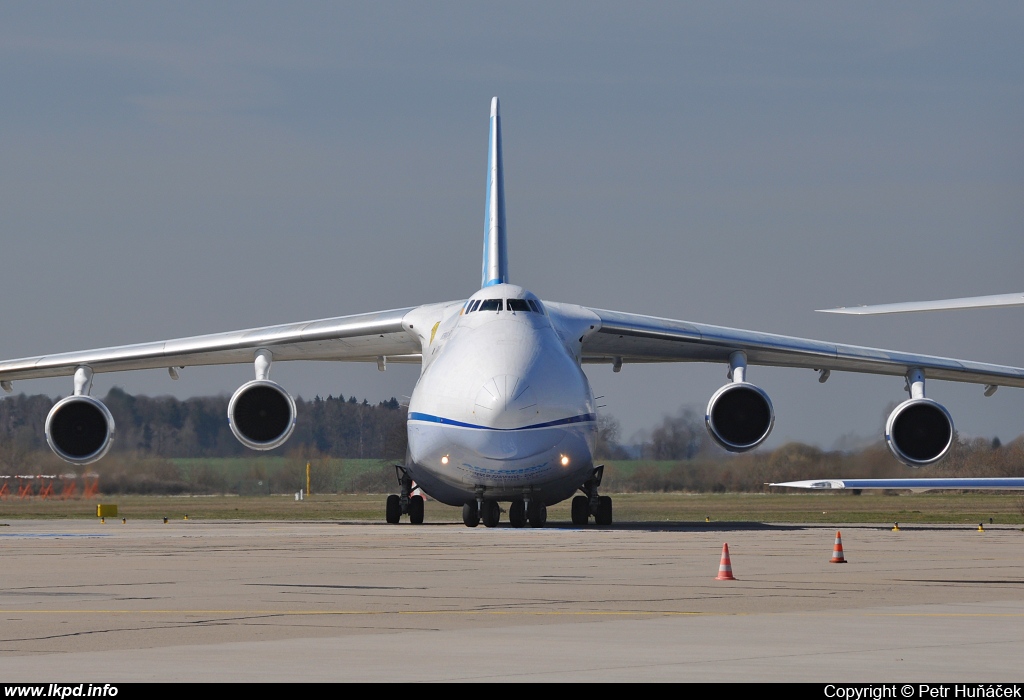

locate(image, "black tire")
(571, 496), (589, 526)
(527, 501), (547, 528)
(595, 495), (613, 526)
(409, 495), (425, 524)
(385, 494), (401, 524)
(509, 500), (526, 528)
(462, 502), (480, 528)
(481, 500), (500, 528)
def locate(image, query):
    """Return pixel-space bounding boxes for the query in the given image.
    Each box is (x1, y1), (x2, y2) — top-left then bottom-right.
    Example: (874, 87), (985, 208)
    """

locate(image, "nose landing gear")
(481, 500), (501, 527)
(463, 492), (503, 528)
(462, 501), (480, 527)
(509, 500), (527, 528)
(526, 500), (547, 528)
(464, 494), (542, 528)
(512, 488), (547, 528)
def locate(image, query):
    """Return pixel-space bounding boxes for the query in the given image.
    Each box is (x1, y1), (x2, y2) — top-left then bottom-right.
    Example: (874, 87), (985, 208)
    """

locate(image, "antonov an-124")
(4, 98), (1024, 525)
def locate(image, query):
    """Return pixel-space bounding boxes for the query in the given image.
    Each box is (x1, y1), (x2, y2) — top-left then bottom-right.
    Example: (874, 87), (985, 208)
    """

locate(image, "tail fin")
(817, 293), (1024, 315)
(482, 96), (508, 288)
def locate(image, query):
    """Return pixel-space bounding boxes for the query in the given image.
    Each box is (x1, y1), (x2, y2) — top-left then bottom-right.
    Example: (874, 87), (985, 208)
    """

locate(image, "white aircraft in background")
(4, 97), (1024, 524)
(818, 293), (1024, 316)
(769, 477), (1024, 491)
(772, 293), (1024, 492)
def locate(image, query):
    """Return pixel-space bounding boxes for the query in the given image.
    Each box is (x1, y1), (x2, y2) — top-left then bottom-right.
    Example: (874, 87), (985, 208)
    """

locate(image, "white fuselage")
(405, 284), (597, 506)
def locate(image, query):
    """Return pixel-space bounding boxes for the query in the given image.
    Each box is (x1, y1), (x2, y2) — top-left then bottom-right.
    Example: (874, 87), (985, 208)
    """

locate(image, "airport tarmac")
(1, 518), (1022, 682)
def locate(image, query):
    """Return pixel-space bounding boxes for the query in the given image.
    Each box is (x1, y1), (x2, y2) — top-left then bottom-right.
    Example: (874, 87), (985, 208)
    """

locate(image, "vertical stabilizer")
(482, 96), (508, 288)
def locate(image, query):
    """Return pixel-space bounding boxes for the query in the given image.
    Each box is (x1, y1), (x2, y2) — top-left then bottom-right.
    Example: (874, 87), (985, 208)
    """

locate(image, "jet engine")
(45, 395), (115, 465)
(885, 398), (953, 467)
(227, 379), (297, 451)
(705, 382), (775, 452)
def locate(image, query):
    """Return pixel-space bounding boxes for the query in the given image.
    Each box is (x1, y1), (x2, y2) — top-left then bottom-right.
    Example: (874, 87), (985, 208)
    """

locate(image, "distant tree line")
(595, 408), (1024, 492)
(1, 391), (1021, 494)
(0, 388), (407, 469)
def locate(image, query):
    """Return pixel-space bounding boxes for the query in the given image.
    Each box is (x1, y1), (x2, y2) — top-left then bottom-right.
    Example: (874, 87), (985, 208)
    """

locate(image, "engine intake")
(45, 396), (115, 465)
(885, 398), (953, 467)
(705, 382), (775, 452)
(228, 379), (297, 451)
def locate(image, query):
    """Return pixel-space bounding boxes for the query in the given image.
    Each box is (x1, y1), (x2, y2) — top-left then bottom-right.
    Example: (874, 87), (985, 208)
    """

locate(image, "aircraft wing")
(578, 307), (1024, 388)
(0, 304), (448, 386)
(770, 478), (1024, 492)
(817, 292), (1024, 315)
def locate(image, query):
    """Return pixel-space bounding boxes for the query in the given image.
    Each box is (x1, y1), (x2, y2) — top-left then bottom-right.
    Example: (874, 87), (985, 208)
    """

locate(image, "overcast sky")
(1, 2), (1022, 450)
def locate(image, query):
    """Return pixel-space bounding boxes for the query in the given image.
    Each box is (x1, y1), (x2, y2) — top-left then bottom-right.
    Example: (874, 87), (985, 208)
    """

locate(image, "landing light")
(560, 455), (570, 466)
(441, 455), (449, 465)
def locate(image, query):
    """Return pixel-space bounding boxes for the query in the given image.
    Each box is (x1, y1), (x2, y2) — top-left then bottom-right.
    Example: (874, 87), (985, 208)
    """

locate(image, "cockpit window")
(467, 298), (542, 314)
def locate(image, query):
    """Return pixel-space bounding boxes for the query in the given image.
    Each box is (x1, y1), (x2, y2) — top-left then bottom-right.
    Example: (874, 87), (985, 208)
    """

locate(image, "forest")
(1, 390), (1021, 495)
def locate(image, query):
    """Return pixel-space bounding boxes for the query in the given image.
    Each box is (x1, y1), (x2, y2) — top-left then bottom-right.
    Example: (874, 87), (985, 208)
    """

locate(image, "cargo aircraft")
(3, 98), (1024, 524)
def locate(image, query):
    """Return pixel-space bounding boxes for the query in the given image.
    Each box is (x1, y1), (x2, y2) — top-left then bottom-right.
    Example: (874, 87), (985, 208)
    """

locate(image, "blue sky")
(1, 2), (1022, 448)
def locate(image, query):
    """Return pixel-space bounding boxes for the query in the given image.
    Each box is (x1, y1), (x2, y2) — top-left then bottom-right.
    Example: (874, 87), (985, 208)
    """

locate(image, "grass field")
(160, 458), (713, 495)
(3, 491), (1023, 526)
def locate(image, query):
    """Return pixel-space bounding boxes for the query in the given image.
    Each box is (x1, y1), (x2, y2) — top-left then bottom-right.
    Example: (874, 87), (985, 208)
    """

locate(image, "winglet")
(482, 96), (508, 288)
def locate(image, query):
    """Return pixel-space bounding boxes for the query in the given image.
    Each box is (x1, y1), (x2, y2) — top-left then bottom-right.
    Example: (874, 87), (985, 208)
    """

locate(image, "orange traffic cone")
(830, 531), (847, 563)
(716, 543), (736, 580)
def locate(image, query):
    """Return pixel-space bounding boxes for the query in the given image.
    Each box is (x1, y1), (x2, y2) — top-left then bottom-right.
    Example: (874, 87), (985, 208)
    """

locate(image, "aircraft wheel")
(481, 500), (500, 528)
(527, 501), (547, 528)
(570, 496), (589, 525)
(409, 495), (425, 524)
(462, 502), (480, 528)
(385, 494), (401, 524)
(595, 496), (613, 526)
(509, 500), (526, 528)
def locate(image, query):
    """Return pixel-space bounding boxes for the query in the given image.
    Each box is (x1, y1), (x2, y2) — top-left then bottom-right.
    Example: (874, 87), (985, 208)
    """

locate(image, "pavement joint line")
(1, 609), (730, 616)
(6, 609), (1024, 617)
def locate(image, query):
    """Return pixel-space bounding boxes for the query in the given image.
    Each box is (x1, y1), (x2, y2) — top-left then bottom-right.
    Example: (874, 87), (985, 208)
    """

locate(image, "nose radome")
(474, 375), (539, 428)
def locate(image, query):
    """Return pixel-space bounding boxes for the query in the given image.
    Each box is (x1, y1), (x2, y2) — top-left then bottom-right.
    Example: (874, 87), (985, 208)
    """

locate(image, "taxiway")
(1, 519), (1022, 681)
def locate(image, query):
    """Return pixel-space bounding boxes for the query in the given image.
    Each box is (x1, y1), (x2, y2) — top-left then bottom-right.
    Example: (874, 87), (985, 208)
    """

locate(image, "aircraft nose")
(473, 375), (539, 429)
(436, 374), (559, 460)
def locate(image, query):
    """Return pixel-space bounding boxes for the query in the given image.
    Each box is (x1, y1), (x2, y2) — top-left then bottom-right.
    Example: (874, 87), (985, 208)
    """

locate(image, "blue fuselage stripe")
(409, 412), (596, 431)
(844, 478), (1024, 489)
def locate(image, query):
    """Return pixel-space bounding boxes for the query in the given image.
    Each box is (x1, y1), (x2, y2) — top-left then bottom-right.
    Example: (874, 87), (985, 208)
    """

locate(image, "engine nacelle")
(885, 398), (953, 467)
(228, 379), (297, 451)
(45, 395), (115, 465)
(705, 382), (775, 452)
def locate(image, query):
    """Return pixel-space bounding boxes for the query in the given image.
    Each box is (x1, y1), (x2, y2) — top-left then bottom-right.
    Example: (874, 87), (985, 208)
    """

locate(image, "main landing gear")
(571, 466), (612, 526)
(386, 466), (425, 524)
